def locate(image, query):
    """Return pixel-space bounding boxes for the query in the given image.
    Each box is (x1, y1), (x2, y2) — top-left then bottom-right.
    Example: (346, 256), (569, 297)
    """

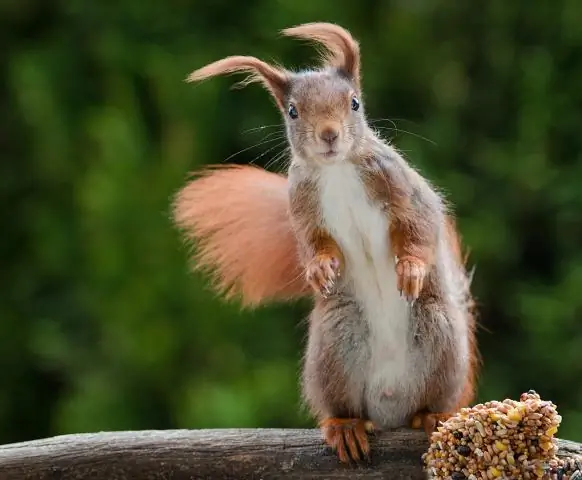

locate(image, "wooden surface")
(0, 428), (579, 479)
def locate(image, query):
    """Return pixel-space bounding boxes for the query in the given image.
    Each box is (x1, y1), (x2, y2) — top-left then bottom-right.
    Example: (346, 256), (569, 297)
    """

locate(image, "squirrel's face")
(186, 23), (367, 163)
(284, 71), (366, 164)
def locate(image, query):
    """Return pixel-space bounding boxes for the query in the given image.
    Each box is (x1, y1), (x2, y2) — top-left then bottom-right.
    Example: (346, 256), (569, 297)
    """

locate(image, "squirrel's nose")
(319, 128), (339, 145)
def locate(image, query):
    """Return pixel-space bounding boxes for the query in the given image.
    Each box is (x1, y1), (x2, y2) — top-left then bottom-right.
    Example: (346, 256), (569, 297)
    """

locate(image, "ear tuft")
(281, 22), (361, 87)
(187, 56), (289, 110)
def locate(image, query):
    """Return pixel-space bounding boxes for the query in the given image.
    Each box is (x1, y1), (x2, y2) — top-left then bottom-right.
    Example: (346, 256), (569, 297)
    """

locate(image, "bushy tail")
(172, 164), (309, 307)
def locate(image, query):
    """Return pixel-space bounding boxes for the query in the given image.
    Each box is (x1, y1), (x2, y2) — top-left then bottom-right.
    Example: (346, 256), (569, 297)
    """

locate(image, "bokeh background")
(2, 0), (582, 446)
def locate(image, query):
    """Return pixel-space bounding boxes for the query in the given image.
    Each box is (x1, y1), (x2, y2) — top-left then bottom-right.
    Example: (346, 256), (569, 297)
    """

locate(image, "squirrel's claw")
(306, 254), (341, 298)
(321, 283), (332, 298)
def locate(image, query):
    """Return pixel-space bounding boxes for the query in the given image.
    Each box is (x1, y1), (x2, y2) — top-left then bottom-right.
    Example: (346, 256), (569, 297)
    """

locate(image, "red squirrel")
(173, 23), (479, 463)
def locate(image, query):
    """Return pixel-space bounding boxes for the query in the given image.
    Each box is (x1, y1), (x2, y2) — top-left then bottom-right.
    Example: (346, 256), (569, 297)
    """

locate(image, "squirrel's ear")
(187, 56), (289, 110)
(281, 23), (361, 88)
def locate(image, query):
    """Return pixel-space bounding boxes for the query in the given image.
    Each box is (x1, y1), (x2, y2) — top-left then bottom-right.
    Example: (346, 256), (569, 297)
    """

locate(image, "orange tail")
(172, 164), (309, 307)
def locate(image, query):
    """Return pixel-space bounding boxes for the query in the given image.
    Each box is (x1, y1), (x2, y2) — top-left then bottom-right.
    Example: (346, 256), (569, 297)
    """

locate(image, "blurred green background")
(1, 0), (581, 446)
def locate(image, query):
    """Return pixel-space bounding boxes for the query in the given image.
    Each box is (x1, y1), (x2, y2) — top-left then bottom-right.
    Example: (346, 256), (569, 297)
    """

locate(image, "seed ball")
(422, 391), (582, 479)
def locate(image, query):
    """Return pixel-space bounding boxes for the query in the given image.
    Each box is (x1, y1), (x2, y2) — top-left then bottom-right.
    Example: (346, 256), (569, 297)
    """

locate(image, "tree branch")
(0, 429), (580, 479)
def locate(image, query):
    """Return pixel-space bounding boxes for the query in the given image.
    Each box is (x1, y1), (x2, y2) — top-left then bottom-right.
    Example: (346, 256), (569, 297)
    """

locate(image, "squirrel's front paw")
(306, 254), (341, 298)
(395, 256), (426, 303)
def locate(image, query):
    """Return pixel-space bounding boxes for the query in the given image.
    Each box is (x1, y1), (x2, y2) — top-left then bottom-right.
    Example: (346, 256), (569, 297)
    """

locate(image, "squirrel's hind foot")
(319, 417), (374, 463)
(411, 411), (455, 438)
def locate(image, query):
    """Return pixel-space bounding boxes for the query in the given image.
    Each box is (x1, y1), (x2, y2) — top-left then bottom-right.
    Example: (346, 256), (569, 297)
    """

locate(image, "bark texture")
(0, 428), (580, 479)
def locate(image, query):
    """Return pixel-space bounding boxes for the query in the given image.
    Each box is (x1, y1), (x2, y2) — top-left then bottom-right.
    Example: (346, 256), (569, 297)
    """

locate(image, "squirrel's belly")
(346, 227), (419, 427)
(318, 164), (423, 427)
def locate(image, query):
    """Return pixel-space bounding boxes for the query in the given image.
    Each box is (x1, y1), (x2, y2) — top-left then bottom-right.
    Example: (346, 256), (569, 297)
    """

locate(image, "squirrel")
(173, 22), (479, 464)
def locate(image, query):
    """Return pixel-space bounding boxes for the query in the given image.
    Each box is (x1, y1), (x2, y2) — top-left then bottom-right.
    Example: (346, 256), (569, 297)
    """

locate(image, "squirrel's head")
(187, 23), (366, 165)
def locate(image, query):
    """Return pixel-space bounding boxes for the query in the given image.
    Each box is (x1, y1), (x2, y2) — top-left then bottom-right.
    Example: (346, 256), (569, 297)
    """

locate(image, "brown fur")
(287, 174), (345, 296)
(360, 153), (442, 301)
(445, 216), (480, 409)
(175, 22), (479, 463)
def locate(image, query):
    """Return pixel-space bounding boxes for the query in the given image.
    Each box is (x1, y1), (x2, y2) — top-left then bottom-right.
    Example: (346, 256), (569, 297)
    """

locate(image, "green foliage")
(1, 0), (581, 444)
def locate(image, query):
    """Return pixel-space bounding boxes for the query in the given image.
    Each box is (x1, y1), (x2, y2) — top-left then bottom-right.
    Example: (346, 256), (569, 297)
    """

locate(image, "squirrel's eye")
(288, 104), (299, 119)
(351, 97), (360, 111)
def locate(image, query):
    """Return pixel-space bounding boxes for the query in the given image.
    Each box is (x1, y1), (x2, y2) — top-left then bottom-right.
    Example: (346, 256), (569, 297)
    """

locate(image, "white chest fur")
(316, 162), (412, 400)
